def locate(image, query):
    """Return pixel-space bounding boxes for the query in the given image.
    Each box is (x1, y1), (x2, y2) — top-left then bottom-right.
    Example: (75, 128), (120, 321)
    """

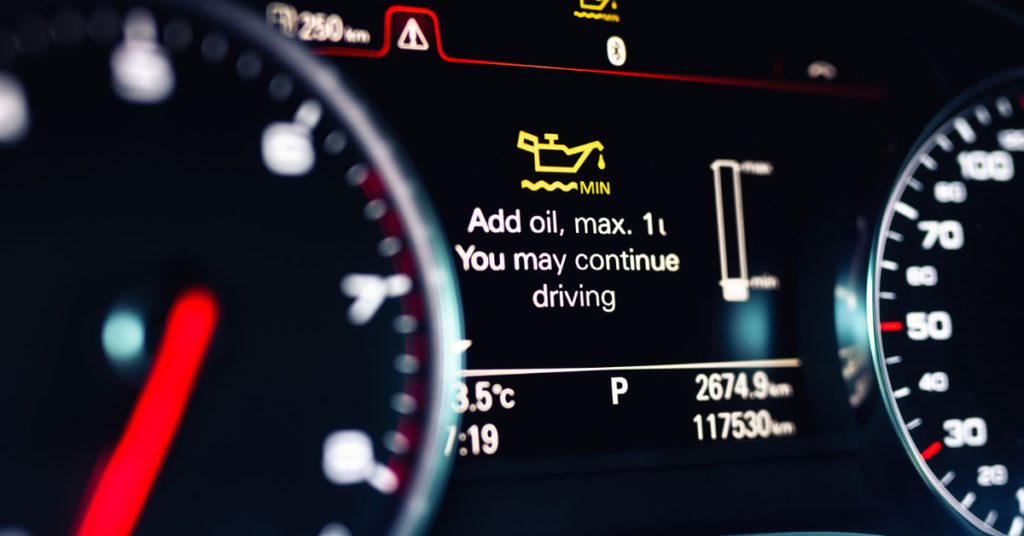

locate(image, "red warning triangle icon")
(397, 18), (429, 51)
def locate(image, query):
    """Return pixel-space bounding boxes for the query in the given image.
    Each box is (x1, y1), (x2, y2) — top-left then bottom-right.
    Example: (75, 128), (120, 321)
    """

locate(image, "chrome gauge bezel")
(2, 0), (464, 533)
(206, 4), (466, 532)
(868, 68), (1024, 536)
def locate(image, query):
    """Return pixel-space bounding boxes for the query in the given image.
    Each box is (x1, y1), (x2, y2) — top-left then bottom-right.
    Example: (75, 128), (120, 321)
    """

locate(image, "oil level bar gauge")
(712, 159), (750, 302)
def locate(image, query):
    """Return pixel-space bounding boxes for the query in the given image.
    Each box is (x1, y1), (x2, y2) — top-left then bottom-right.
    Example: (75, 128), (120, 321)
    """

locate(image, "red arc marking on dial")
(922, 440), (943, 461)
(75, 287), (220, 536)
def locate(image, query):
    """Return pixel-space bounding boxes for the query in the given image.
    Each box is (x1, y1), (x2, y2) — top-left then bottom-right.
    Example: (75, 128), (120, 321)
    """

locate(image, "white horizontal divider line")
(460, 358), (801, 378)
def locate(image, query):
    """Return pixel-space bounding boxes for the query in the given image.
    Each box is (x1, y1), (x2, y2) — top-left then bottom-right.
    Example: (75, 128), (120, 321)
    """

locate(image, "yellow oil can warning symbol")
(574, 0), (620, 23)
(517, 131), (605, 173)
(516, 130), (610, 195)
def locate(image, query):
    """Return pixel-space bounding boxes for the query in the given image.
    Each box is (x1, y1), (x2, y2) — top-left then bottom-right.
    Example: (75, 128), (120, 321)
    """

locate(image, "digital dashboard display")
(284, 2), (890, 462)
(7, 0), (1024, 534)
(440, 112), (818, 457)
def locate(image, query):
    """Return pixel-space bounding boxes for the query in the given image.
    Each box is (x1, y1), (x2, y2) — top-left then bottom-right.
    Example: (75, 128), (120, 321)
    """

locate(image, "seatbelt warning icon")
(397, 18), (429, 51)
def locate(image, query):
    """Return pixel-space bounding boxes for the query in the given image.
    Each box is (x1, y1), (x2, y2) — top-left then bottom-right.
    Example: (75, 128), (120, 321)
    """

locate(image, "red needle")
(76, 287), (220, 536)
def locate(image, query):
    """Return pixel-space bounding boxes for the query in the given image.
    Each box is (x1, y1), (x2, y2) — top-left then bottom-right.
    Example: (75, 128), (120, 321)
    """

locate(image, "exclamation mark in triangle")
(397, 18), (429, 51)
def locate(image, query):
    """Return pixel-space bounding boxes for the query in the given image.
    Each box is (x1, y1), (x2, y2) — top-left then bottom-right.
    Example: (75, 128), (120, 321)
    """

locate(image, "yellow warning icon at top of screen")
(580, 0), (617, 11)
(516, 131), (605, 174)
(574, 0), (620, 23)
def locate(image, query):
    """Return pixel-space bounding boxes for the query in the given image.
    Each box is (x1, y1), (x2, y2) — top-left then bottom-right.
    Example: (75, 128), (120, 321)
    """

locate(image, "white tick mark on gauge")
(895, 201), (919, 221)
(940, 471), (955, 485)
(954, 117), (977, 144)
(919, 154), (938, 171)
(236, 50), (262, 80)
(997, 97), (1014, 119)
(367, 465), (399, 495)
(200, 31), (228, 63)
(294, 99), (322, 128)
(346, 163), (369, 186)
(887, 231), (905, 243)
(378, 236), (403, 257)
(961, 491), (977, 509)
(390, 392), (418, 415)
(383, 430), (410, 455)
(319, 523), (352, 536)
(906, 418), (923, 430)
(0, 73), (29, 145)
(268, 73), (293, 101)
(974, 105), (992, 126)
(102, 308), (146, 367)
(881, 260), (899, 271)
(394, 353), (420, 374)
(393, 315), (418, 334)
(907, 178), (924, 191)
(324, 130), (348, 155)
(893, 387), (911, 399)
(984, 510), (998, 526)
(880, 291), (897, 300)
(111, 8), (176, 104)
(364, 199), (388, 220)
(885, 355), (903, 365)
(1009, 516), (1024, 536)
(935, 133), (954, 152)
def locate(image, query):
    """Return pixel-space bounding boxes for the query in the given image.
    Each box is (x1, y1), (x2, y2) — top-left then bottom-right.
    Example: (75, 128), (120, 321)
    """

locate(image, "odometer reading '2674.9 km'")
(873, 71), (1024, 536)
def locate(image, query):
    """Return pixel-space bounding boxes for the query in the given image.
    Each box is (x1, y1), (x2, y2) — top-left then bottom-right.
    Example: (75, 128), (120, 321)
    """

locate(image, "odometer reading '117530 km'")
(872, 71), (1024, 536)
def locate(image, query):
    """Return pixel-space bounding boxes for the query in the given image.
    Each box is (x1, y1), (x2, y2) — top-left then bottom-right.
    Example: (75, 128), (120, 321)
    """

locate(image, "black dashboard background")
(286, 1), (1024, 534)
(3, 0), (1022, 533)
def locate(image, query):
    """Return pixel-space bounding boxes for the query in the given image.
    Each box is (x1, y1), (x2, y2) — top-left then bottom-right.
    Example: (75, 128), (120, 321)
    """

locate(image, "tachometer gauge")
(0, 2), (461, 535)
(872, 70), (1024, 535)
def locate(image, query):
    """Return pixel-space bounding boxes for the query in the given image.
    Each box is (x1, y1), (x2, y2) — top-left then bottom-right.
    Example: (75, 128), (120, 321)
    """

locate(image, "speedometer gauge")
(0, 1), (461, 535)
(872, 71), (1024, 536)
